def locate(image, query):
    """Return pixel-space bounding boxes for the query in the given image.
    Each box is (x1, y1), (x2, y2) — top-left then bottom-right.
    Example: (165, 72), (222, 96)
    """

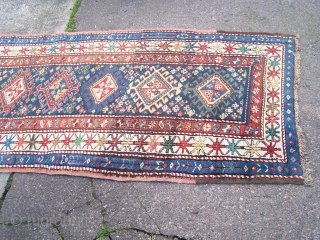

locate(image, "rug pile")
(0, 30), (303, 183)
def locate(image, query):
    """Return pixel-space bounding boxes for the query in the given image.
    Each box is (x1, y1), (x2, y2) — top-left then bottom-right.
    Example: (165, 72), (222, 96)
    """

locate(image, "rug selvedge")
(0, 30), (303, 183)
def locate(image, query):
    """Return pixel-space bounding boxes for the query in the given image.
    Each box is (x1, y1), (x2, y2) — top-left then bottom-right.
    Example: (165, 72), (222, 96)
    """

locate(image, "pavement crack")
(88, 178), (106, 221)
(94, 225), (187, 240)
(61, 178), (101, 217)
(139, 202), (162, 235)
(88, 178), (99, 201)
(105, 226), (187, 240)
(0, 173), (14, 213)
(62, 200), (92, 215)
(52, 222), (65, 240)
(130, 228), (187, 240)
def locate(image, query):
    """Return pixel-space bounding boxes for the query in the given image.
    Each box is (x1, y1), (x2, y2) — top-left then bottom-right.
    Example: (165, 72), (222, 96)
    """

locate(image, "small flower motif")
(126, 105), (132, 111)
(187, 109), (195, 117)
(121, 95), (128, 101)
(197, 66), (204, 71)
(252, 88), (260, 94)
(175, 96), (182, 102)
(181, 68), (188, 74)
(203, 123), (211, 131)
(220, 113), (227, 119)
(162, 105), (169, 111)
(231, 113), (238, 119)
(232, 72), (238, 77)
(251, 106), (259, 113)
(215, 56), (223, 63)
(177, 111), (184, 117)
(184, 105), (191, 111)
(139, 65), (145, 71)
(187, 66), (194, 70)
(132, 107), (138, 113)
(226, 107), (233, 114)
(236, 76), (243, 81)
(173, 105), (180, 112)
(237, 107), (243, 114)
(232, 103), (239, 109)
(227, 67), (235, 72)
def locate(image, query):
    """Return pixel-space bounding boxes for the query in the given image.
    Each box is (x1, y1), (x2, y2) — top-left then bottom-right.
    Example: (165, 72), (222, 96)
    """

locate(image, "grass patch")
(101, 207), (106, 215)
(95, 226), (112, 239)
(139, 202), (145, 208)
(65, 0), (82, 32)
(95, 226), (132, 239)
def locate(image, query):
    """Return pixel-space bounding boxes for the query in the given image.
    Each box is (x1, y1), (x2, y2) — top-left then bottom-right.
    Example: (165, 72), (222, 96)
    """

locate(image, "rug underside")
(0, 29), (304, 184)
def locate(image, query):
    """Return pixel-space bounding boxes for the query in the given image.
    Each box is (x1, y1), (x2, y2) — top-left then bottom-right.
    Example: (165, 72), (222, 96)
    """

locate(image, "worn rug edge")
(293, 35), (312, 185)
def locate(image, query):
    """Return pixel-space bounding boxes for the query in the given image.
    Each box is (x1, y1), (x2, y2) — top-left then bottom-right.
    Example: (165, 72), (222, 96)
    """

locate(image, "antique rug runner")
(0, 30), (304, 183)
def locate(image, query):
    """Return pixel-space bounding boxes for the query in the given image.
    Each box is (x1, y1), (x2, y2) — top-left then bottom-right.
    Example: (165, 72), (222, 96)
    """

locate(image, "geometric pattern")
(34, 67), (81, 114)
(138, 72), (171, 105)
(0, 69), (34, 114)
(3, 77), (27, 105)
(196, 74), (232, 108)
(0, 30), (303, 184)
(90, 74), (118, 104)
(127, 66), (182, 113)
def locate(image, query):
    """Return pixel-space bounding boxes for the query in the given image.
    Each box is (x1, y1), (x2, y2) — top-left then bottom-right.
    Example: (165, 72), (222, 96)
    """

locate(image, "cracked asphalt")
(1, 0), (320, 239)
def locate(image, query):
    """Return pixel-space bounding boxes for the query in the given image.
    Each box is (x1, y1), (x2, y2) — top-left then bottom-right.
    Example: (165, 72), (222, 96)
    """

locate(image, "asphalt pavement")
(0, 0), (320, 239)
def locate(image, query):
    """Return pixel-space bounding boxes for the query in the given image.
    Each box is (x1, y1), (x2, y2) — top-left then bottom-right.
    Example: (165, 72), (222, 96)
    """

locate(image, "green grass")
(95, 226), (112, 239)
(65, 0), (82, 32)
(101, 207), (106, 215)
(95, 226), (131, 239)
(139, 202), (145, 208)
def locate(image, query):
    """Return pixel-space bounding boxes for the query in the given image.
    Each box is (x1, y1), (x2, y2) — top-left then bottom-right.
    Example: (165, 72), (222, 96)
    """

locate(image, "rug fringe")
(294, 35), (313, 185)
